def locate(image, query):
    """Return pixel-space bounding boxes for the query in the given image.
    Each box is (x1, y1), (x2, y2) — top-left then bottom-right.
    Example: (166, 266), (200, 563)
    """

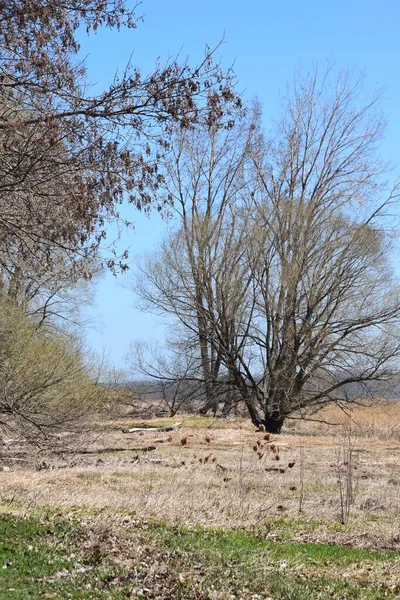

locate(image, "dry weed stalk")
(335, 426), (359, 525)
(298, 436), (305, 514)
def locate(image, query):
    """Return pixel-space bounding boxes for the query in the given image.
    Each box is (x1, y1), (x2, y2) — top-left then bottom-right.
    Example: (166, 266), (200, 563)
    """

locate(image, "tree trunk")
(263, 388), (288, 433)
(262, 413), (286, 434)
(199, 387), (218, 416)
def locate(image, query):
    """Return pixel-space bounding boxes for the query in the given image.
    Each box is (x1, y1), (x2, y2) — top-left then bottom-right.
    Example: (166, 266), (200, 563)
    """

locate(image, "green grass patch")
(0, 513), (128, 599)
(146, 520), (398, 564)
(181, 416), (222, 428)
(180, 415), (248, 428)
(0, 509), (399, 599)
(119, 415), (245, 429)
(141, 522), (400, 599)
(120, 417), (178, 428)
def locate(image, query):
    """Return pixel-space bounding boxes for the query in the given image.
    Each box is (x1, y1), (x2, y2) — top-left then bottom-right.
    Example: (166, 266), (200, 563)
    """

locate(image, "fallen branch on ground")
(122, 423), (182, 433)
(56, 446), (158, 455)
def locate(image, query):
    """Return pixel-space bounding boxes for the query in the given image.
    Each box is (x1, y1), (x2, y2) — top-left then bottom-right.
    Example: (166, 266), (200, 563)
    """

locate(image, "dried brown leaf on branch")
(0, 0), (242, 293)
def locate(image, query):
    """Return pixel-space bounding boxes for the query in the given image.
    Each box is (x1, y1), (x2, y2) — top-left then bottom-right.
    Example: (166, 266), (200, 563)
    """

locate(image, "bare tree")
(205, 68), (400, 432)
(127, 340), (207, 416)
(131, 67), (400, 433)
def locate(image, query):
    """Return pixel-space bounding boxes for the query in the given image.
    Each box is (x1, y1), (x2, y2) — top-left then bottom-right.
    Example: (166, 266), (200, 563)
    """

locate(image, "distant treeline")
(121, 377), (400, 405)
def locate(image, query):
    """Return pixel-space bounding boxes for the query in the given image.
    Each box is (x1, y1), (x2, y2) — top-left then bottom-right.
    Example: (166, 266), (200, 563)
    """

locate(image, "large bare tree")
(233, 69), (400, 431)
(131, 68), (400, 432)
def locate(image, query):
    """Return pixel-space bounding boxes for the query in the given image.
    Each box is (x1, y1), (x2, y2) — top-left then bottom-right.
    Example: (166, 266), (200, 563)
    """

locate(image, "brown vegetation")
(1, 401), (400, 549)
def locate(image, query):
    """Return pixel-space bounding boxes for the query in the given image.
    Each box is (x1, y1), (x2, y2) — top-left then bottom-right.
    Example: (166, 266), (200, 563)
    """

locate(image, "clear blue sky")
(81, 0), (400, 370)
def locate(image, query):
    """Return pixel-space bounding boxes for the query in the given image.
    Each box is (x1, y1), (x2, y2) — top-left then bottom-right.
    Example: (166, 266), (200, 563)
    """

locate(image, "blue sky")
(81, 0), (400, 369)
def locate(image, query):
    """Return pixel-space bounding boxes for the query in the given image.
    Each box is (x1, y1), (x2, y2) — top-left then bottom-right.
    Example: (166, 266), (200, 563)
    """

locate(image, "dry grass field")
(1, 401), (400, 599)
(2, 401), (400, 546)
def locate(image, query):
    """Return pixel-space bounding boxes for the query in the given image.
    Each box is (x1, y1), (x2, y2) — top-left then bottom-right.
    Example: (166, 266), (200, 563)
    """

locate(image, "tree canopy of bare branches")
(130, 112), (257, 414)
(130, 67), (400, 433)
(0, 0), (241, 294)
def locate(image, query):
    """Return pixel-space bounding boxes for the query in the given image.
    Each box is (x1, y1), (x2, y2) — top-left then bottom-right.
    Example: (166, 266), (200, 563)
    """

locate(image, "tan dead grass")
(1, 402), (400, 548)
(293, 399), (400, 439)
